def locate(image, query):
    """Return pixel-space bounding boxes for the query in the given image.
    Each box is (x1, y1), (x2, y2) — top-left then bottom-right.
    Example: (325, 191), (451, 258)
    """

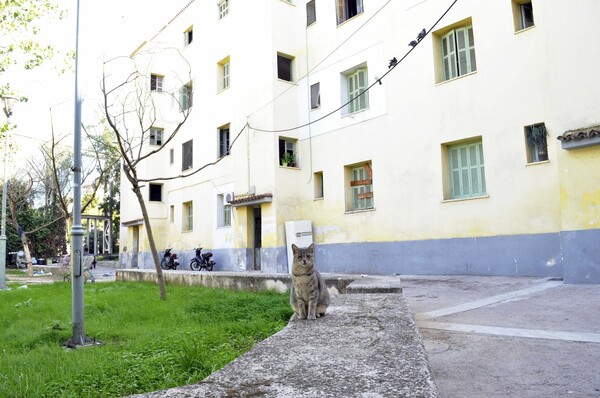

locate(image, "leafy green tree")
(0, 0), (64, 96)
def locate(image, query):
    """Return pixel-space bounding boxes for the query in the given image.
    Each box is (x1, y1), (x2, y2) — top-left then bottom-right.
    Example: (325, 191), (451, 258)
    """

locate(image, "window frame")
(277, 53), (294, 82)
(310, 82), (321, 109)
(440, 25), (477, 82)
(336, 0), (364, 25)
(218, 56), (231, 91)
(182, 139), (193, 171)
(279, 137), (297, 167)
(149, 183), (163, 202)
(218, 125), (230, 158)
(446, 140), (487, 200)
(525, 123), (548, 163)
(179, 82), (193, 111)
(345, 160), (375, 212)
(218, 0), (229, 19)
(314, 171), (324, 199)
(184, 26), (193, 46)
(150, 74), (163, 92)
(183, 201), (193, 231)
(307, 0), (316, 26)
(343, 66), (369, 115)
(217, 194), (232, 227)
(149, 127), (163, 146)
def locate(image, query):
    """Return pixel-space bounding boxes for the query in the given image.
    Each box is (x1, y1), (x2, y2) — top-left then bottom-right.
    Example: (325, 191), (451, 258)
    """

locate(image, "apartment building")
(118, 0), (600, 283)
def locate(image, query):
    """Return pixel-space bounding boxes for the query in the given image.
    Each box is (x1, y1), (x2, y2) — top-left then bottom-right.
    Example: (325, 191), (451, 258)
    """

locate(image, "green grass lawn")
(0, 282), (292, 397)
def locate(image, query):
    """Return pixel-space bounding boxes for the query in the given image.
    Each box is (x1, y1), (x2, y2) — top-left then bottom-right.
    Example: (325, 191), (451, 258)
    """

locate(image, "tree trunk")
(8, 201), (34, 276)
(124, 168), (167, 300)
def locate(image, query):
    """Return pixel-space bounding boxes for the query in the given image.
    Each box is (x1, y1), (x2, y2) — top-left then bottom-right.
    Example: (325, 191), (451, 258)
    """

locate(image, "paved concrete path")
(132, 282), (438, 398)
(402, 275), (600, 398)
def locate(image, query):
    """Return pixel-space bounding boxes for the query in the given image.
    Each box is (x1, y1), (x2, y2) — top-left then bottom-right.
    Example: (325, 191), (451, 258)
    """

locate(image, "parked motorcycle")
(160, 248), (179, 270)
(190, 247), (215, 271)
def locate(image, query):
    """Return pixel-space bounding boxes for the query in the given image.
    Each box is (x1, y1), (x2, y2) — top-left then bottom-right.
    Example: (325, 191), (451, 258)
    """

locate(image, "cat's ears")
(308, 243), (315, 251)
(291, 243), (299, 254)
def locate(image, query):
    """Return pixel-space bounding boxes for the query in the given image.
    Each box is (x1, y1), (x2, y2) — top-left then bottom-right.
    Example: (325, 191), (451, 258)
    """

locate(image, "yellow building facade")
(118, 0), (600, 283)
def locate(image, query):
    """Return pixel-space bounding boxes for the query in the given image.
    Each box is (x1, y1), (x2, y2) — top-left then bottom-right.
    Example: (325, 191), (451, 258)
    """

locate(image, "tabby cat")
(290, 243), (330, 320)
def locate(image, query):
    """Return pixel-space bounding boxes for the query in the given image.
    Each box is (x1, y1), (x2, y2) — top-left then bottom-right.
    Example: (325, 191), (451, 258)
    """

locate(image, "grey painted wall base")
(561, 230), (600, 284)
(118, 229), (600, 283)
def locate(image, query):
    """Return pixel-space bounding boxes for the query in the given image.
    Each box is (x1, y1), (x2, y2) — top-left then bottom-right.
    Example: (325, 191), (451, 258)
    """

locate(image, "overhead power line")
(248, 0), (459, 134)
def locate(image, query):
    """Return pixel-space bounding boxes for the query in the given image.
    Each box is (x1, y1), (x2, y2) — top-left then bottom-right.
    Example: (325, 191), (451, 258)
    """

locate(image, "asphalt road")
(402, 275), (600, 398)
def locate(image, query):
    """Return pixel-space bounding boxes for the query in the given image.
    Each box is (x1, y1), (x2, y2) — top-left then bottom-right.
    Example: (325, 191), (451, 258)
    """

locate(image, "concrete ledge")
(116, 269), (357, 294)
(131, 293), (438, 398)
(346, 275), (403, 293)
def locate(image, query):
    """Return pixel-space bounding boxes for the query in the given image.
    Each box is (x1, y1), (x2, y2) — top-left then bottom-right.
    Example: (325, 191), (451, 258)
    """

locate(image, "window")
(277, 53), (293, 82)
(525, 123), (548, 163)
(344, 66), (369, 114)
(218, 124), (230, 158)
(184, 27), (193, 46)
(179, 82), (193, 111)
(447, 140), (486, 199)
(347, 162), (373, 211)
(310, 82), (321, 109)
(183, 201), (193, 231)
(182, 140), (193, 171)
(169, 148), (174, 165)
(279, 137), (297, 167)
(149, 183), (162, 202)
(336, 0), (363, 25)
(439, 24), (477, 82)
(149, 127), (163, 146)
(217, 194), (232, 227)
(150, 74), (163, 92)
(218, 0), (229, 19)
(314, 171), (324, 199)
(218, 56), (230, 91)
(307, 0), (316, 26)
(513, 1), (534, 31)
(170, 205), (174, 223)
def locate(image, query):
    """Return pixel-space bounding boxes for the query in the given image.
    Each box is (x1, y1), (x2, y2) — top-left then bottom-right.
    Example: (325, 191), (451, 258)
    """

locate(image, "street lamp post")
(1, 95), (18, 291)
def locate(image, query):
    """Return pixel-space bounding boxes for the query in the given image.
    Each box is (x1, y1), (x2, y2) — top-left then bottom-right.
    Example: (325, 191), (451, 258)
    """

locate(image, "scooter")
(160, 248), (179, 270)
(190, 247), (215, 271)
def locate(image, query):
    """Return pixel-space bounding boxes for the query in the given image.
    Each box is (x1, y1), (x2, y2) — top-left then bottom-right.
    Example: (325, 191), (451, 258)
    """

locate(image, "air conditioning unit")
(225, 192), (235, 204)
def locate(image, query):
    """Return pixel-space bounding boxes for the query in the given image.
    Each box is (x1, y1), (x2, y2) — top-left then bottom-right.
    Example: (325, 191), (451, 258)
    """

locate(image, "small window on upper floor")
(150, 74), (163, 92)
(179, 82), (193, 111)
(277, 53), (294, 82)
(310, 82), (321, 109)
(218, 0), (229, 19)
(184, 27), (193, 46)
(307, 0), (316, 26)
(525, 123), (548, 163)
(149, 183), (163, 202)
(435, 20), (477, 83)
(169, 148), (174, 165)
(512, 0), (534, 31)
(336, 0), (363, 25)
(341, 64), (369, 115)
(149, 127), (163, 146)
(279, 137), (297, 167)
(218, 56), (230, 91)
(182, 139), (193, 171)
(218, 124), (230, 158)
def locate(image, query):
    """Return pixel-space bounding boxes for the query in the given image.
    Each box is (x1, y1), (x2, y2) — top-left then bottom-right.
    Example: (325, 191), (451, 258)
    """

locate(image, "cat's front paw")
(307, 314), (317, 320)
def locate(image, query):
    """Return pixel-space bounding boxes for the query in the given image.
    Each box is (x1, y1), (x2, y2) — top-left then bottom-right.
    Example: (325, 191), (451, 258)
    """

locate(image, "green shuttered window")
(441, 26), (476, 81)
(448, 141), (486, 199)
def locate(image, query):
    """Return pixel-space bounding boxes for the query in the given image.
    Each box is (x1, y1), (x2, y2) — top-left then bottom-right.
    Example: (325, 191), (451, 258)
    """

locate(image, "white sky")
(7, 0), (189, 165)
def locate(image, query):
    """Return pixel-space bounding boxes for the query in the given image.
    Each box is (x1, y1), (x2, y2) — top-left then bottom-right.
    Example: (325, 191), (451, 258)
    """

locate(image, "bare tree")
(101, 49), (193, 300)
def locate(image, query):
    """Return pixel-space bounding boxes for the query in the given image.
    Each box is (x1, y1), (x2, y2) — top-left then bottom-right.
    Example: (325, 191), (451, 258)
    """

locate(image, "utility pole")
(68, 0), (88, 346)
